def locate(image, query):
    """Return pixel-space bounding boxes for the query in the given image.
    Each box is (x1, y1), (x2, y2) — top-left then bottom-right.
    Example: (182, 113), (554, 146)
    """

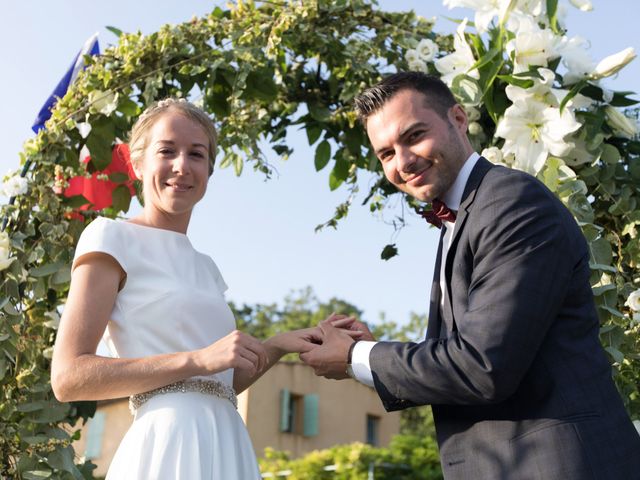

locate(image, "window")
(366, 414), (380, 446)
(280, 389), (318, 437)
(84, 411), (106, 459)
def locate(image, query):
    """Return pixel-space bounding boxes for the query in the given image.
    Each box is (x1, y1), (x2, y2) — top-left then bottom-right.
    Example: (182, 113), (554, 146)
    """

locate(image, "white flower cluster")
(434, 0), (637, 175)
(0, 230), (14, 272)
(405, 39), (439, 73)
(625, 289), (640, 323)
(0, 171), (29, 198)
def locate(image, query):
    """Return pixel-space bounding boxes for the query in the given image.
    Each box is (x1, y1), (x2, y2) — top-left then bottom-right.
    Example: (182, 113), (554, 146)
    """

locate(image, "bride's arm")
(51, 254), (267, 402)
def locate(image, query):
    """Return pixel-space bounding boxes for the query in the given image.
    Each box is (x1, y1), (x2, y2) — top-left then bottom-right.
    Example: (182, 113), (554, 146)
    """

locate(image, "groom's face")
(366, 89), (472, 202)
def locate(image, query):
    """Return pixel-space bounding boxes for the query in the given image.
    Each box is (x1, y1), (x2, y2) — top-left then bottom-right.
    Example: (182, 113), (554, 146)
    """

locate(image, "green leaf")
(117, 96), (140, 117)
(51, 265), (72, 285)
(328, 152), (349, 191)
(381, 244), (398, 260)
(600, 305), (625, 318)
(560, 80), (587, 112)
(85, 116), (116, 170)
(592, 283), (616, 296)
(111, 184), (132, 213)
(0, 358), (7, 382)
(496, 74), (534, 89)
(106, 25), (123, 38)
(22, 471), (52, 480)
(308, 103), (331, 122)
(64, 194), (89, 209)
(610, 91), (639, 107)
(234, 153), (243, 176)
(329, 169), (344, 191)
(243, 70), (278, 102)
(605, 346), (624, 364)
(600, 143), (620, 164)
(46, 446), (85, 479)
(306, 125), (322, 146)
(314, 141), (331, 171)
(109, 172), (130, 183)
(452, 75), (482, 106)
(589, 263), (618, 273)
(17, 401), (46, 412)
(546, 0), (559, 33)
(22, 435), (49, 445)
(30, 261), (65, 278)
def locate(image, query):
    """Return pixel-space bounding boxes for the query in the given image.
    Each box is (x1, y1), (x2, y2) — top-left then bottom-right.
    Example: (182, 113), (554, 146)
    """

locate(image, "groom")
(300, 72), (640, 479)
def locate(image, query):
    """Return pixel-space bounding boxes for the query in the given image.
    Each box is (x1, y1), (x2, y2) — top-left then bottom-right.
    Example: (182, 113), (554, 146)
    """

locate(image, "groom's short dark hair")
(354, 72), (457, 126)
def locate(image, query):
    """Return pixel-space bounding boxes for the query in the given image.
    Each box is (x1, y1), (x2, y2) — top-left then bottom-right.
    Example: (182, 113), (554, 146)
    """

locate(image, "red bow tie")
(422, 199), (456, 229)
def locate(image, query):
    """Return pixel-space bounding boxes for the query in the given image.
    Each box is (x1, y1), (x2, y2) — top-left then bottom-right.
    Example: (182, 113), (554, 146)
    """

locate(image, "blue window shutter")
(85, 411), (106, 459)
(279, 389), (291, 432)
(303, 394), (319, 437)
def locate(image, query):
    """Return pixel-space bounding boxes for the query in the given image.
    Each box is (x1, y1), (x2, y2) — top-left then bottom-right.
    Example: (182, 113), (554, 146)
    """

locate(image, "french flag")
(32, 33), (100, 133)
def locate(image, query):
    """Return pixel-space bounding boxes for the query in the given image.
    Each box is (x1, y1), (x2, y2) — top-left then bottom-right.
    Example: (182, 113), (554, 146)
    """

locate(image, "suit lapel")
(440, 157), (494, 333)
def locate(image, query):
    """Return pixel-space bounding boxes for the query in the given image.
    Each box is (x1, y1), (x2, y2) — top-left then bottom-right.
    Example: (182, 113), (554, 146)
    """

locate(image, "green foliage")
(259, 434), (442, 480)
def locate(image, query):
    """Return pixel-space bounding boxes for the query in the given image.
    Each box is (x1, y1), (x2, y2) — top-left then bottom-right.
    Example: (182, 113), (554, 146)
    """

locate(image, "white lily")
(434, 18), (479, 86)
(405, 49), (420, 65)
(0, 231), (14, 272)
(557, 36), (595, 84)
(496, 98), (581, 174)
(1, 173), (29, 198)
(481, 146), (504, 164)
(408, 60), (430, 73)
(591, 47), (637, 80)
(443, 0), (513, 32)
(625, 289), (640, 312)
(416, 39), (438, 62)
(507, 22), (560, 73)
(569, 0), (593, 12)
(626, 289), (640, 322)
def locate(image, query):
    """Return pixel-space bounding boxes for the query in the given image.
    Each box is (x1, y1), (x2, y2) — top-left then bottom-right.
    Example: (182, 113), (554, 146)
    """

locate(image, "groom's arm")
(371, 171), (578, 411)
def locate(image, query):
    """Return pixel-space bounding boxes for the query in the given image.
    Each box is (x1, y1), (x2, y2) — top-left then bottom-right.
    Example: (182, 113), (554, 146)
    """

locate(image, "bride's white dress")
(74, 217), (261, 479)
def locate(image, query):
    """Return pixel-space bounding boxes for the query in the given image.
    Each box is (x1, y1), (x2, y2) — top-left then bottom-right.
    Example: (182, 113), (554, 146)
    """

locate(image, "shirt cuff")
(350, 340), (377, 387)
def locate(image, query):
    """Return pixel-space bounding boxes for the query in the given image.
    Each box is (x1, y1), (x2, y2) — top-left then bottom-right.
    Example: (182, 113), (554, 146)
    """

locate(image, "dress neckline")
(100, 217), (191, 242)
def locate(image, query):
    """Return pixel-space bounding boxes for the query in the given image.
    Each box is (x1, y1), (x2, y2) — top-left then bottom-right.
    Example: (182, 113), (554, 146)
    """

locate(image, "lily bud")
(568, 0), (593, 12)
(605, 106), (638, 139)
(591, 47), (636, 80)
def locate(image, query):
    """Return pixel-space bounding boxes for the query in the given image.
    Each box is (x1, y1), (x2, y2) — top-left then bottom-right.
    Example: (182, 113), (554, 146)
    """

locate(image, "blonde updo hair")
(129, 98), (217, 176)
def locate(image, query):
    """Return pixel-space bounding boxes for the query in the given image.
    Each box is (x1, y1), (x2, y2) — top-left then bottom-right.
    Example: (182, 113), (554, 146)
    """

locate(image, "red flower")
(63, 144), (137, 211)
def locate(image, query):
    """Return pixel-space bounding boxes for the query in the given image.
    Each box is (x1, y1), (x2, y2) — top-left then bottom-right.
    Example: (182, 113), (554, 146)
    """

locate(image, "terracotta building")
(73, 361), (400, 476)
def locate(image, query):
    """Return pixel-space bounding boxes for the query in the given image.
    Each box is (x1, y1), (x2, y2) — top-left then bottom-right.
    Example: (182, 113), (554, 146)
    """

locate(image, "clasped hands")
(292, 313), (376, 380)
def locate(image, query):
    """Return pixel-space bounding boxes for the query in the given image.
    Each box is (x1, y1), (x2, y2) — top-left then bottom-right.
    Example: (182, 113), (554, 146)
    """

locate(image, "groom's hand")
(299, 319), (355, 380)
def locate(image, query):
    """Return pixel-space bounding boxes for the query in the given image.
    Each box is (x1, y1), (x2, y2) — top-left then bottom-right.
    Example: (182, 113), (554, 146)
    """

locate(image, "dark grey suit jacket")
(370, 158), (640, 479)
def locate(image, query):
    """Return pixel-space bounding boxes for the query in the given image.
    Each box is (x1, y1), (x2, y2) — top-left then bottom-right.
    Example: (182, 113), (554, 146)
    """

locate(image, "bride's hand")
(267, 328), (323, 355)
(323, 313), (374, 341)
(195, 330), (269, 377)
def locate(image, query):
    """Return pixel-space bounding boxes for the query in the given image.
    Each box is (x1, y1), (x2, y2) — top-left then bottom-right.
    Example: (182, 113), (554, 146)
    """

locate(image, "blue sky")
(1, 1), (638, 328)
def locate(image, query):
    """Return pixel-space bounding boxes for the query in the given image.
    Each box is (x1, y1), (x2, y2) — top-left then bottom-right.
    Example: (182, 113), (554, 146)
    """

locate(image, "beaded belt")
(129, 379), (237, 414)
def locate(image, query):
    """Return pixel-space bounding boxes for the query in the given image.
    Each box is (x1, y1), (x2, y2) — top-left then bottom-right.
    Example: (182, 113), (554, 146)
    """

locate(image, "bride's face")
(133, 110), (210, 218)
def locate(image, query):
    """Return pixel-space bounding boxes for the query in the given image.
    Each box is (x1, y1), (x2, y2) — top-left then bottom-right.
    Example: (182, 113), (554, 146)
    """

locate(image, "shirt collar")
(441, 152), (480, 212)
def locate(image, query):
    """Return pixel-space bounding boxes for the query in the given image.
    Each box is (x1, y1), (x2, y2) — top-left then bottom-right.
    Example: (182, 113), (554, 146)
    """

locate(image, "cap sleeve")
(205, 256), (228, 294)
(73, 217), (128, 274)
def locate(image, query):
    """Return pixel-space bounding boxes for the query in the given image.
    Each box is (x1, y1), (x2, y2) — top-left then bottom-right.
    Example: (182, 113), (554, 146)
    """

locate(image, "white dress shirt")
(350, 152), (481, 387)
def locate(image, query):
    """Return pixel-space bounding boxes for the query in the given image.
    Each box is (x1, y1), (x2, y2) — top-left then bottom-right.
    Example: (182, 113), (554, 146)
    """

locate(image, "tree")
(259, 434), (443, 480)
(1, 0), (638, 477)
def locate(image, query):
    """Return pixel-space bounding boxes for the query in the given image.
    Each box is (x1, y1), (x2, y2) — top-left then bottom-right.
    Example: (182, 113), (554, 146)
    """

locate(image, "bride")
(51, 98), (355, 479)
